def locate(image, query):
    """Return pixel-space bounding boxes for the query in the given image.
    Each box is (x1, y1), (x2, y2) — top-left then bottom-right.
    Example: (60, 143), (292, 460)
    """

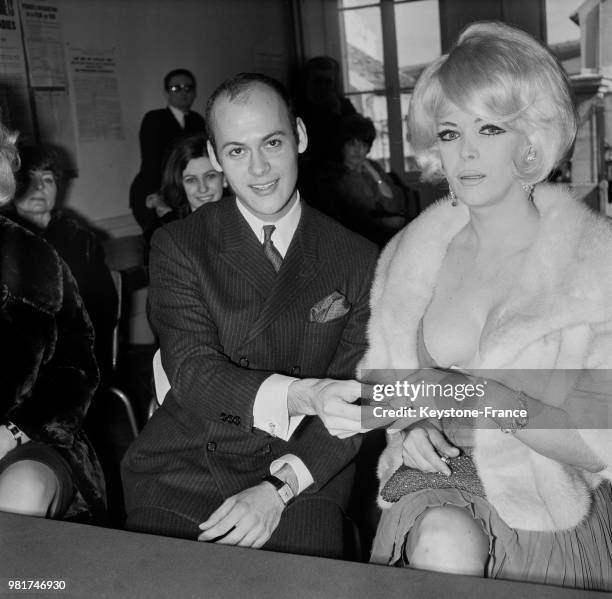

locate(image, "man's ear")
(207, 140), (223, 172)
(296, 117), (308, 154)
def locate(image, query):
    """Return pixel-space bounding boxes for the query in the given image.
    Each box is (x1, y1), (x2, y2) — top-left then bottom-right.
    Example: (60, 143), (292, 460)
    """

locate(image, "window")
(545, 0), (582, 74)
(338, 0), (441, 173)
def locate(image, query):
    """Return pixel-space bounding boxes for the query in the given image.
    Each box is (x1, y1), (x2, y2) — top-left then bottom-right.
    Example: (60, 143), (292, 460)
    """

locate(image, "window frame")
(338, 0), (441, 177)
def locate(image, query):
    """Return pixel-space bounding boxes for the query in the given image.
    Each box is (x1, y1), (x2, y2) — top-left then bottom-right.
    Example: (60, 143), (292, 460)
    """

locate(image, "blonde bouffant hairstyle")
(408, 21), (577, 184)
(0, 122), (19, 206)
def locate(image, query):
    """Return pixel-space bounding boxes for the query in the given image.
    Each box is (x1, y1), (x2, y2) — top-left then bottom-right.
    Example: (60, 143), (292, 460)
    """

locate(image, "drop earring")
(449, 187), (457, 207)
(526, 146), (536, 162)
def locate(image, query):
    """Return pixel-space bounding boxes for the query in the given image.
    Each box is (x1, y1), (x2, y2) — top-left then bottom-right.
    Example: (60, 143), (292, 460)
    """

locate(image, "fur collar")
(360, 184), (612, 529)
(359, 184), (612, 373)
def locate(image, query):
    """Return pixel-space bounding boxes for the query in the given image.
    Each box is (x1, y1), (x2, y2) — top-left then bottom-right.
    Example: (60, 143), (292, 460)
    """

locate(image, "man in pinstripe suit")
(121, 73), (379, 558)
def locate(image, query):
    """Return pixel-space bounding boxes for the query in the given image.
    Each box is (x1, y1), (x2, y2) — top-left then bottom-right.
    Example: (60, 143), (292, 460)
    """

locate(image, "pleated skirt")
(371, 483), (612, 592)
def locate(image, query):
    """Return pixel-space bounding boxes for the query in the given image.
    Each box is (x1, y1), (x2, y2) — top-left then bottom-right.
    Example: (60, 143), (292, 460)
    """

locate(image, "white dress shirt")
(168, 104), (186, 128)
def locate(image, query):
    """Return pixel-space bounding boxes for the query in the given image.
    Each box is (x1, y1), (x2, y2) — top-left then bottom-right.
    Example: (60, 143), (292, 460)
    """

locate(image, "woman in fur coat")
(350, 22), (612, 590)
(0, 124), (105, 519)
(3, 144), (118, 385)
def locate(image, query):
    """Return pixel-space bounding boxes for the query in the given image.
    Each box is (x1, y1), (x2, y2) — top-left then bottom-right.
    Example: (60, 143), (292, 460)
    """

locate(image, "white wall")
(56, 0), (293, 236)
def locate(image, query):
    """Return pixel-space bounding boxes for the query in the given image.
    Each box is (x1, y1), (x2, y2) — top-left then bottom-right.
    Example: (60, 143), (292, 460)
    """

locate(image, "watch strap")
(263, 474), (295, 505)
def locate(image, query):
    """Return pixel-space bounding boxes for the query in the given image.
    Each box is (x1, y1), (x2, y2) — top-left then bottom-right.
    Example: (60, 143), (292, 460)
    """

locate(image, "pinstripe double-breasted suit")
(121, 197), (378, 556)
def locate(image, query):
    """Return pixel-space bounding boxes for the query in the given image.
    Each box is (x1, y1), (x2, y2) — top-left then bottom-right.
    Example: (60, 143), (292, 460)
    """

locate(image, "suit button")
(232, 416), (241, 425)
(206, 442), (217, 452)
(290, 365), (301, 376)
(239, 356), (249, 368)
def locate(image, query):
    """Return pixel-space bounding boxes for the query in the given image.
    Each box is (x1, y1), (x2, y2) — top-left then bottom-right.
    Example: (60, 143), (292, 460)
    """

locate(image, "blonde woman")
(355, 22), (612, 590)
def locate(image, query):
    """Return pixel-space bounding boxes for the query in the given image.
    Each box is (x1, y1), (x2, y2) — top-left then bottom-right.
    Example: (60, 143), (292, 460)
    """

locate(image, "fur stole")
(359, 184), (612, 530)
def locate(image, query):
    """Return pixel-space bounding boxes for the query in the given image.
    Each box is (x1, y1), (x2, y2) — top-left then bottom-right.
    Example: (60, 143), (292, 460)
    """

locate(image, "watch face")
(278, 484), (294, 504)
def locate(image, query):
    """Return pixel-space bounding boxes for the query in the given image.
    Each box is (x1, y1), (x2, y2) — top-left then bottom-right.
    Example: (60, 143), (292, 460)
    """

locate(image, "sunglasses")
(168, 84), (194, 93)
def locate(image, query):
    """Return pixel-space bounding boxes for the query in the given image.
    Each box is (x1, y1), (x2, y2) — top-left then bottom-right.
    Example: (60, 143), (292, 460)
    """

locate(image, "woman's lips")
(458, 172), (486, 186)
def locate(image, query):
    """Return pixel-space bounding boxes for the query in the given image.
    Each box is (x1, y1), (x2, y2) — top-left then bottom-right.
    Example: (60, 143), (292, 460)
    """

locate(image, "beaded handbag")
(380, 453), (486, 503)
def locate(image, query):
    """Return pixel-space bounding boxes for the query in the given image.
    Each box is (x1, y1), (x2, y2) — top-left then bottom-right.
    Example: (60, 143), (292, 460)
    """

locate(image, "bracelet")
(5, 421), (25, 446)
(498, 390), (529, 434)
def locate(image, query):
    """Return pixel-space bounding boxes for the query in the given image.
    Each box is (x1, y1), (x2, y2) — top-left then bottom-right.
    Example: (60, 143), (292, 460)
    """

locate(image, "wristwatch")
(263, 474), (295, 505)
(5, 421), (25, 446)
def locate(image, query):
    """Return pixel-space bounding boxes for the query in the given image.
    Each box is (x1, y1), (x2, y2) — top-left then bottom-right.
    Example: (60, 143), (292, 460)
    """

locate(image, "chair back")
(109, 270), (122, 370)
(152, 349), (171, 405)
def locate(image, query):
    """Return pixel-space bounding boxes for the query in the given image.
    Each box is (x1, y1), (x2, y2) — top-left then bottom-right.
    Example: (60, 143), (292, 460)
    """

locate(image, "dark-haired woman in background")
(3, 145), (118, 384)
(0, 125), (105, 520)
(144, 133), (225, 245)
(309, 114), (408, 246)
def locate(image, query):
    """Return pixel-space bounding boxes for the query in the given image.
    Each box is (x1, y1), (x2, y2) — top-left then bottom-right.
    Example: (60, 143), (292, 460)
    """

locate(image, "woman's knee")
(0, 460), (59, 517)
(405, 506), (489, 575)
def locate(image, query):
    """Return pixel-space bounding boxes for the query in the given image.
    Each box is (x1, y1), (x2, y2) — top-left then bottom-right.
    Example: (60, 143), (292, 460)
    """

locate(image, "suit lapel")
(218, 200), (276, 297)
(242, 205), (321, 346)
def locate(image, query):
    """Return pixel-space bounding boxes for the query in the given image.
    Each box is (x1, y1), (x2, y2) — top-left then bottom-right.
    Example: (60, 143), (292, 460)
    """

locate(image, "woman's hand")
(0, 425), (17, 461)
(145, 192), (172, 218)
(401, 420), (459, 476)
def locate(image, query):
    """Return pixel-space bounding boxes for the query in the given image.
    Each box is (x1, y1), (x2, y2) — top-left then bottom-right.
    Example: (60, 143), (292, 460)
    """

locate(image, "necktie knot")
(263, 225), (276, 242)
(262, 225), (283, 273)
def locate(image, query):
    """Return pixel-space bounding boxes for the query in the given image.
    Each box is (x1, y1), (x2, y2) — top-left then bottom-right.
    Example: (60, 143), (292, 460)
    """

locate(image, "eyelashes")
(436, 124), (506, 141)
(437, 129), (459, 142)
(480, 124), (506, 135)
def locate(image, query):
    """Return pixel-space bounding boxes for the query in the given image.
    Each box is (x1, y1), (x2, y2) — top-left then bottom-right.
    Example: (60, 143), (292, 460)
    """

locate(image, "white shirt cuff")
(270, 454), (314, 494)
(252, 374), (304, 440)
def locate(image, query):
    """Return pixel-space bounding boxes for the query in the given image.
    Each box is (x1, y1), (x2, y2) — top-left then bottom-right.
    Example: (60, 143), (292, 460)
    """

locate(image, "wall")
(54, 0), (294, 236)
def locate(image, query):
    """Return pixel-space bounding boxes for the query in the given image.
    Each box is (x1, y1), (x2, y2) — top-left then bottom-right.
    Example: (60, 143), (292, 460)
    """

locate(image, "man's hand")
(287, 378), (365, 437)
(401, 420), (459, 475)
(145, 192), (172, 217)
(197, 483), (284, 548)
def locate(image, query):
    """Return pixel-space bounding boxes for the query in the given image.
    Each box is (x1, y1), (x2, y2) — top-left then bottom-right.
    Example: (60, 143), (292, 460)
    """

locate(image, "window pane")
(341, 7), (385, 93)
(400, 92), (419, 171)
(546, 0), (582, 44)
(395, 0), (441, 82)
(545, 0), (582, 75)
(340, 0), (379, 7)
(347, 92), (390, 170)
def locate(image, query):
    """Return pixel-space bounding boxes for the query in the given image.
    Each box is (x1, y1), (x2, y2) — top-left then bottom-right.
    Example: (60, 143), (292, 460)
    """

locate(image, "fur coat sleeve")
(0, 217), (99, 446)
(358, 184), (612, 531)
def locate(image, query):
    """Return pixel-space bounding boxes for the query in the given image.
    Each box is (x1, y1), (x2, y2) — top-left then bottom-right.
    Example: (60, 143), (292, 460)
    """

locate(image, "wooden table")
(0, 512), (607, 598)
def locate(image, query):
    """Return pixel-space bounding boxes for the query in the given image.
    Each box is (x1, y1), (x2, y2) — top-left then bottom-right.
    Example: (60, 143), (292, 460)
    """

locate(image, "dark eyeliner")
(481, 124), (505, 135)
(437, 129), (457, 141)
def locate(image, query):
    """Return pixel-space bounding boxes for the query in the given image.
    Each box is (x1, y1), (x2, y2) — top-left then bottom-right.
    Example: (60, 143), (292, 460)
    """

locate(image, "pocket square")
(309, 291), (351, 323)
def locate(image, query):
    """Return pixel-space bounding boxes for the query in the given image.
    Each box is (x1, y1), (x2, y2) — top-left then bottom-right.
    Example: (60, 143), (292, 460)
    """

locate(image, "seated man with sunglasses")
(130, 68), (206, 231)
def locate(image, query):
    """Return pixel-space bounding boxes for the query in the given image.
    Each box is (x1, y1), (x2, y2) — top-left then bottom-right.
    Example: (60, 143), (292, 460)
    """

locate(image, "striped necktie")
(262, 225), (283, 272)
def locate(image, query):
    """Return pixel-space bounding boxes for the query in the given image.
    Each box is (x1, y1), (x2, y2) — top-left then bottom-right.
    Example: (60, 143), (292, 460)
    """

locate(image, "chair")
(148, 348), (170, 419)
(104, 270), (140, 439)
(83, 269), (140, 526)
